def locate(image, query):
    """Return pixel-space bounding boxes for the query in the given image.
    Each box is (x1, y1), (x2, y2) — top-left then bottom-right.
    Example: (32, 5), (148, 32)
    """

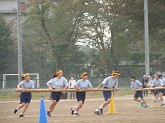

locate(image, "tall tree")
(123, 0), (165, 72)
(0, 15), (14, 75)
(22, 0), (87, 78)
(74, 0), (135, 74)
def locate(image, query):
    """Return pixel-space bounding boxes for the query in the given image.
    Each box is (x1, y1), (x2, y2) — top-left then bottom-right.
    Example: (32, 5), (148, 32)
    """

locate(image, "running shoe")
(13, 109), (17, 114)
(140, 101), (144, 106)
(47, 111), (51, 117)
(143, 104), (149, 108)
(19, 114), (24, 118)
(160, 103), (165, 106)
(99, 108), (103, 114)
(94, 110), (101, 115)
(71, 108), (74, 115)
(73, 113), (80, 116)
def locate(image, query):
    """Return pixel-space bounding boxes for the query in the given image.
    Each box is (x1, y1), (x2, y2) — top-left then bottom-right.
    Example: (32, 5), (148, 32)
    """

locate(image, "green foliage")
(157, 54), (165, 71)
(4, 0), (163, 80)
(122, 0), (165, 73)
(0, 15), (14, 74)
(22, 0), (87, 78)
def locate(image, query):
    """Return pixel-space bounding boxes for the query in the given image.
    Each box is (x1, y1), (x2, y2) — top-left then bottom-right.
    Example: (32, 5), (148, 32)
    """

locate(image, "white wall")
(0, 0), (17, 11)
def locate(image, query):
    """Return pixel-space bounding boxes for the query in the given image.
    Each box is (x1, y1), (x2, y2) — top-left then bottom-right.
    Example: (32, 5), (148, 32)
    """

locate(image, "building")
(0, 0), (27, 30)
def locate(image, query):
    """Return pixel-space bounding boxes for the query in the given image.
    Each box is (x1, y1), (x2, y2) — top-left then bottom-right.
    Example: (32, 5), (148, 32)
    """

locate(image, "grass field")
(0, 89), (165, 123)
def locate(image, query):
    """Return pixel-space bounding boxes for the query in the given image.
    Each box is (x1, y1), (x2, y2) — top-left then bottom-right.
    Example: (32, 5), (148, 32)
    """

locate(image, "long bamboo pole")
(15, 88), (118, 93)
(134, 87), (165, 91)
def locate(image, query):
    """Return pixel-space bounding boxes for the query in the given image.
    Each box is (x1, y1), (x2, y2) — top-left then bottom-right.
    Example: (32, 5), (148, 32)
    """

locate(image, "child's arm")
(132, 88), (137, 92)
(74, 85), (81, 92)
(96, 83), (103, 89)
(113, 86), (119, 91)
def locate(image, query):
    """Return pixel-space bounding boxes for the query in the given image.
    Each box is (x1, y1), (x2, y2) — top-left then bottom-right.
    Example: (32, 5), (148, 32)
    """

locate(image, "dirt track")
(0, 97), (164, 123)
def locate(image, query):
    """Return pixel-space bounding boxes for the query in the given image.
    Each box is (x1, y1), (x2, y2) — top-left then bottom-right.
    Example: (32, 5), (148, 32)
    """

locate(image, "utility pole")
(144, 0), (150, 76)
(17, 0), (23, 83)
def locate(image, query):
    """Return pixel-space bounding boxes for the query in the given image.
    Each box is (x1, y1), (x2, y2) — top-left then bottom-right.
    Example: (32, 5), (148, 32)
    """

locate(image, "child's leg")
(160, 93), (165, 106)
(134, 91), (141, 102)
(75, 101), (83, 113)
(134, 98), (141, 102)
(48, 100), (57, 113)
(141, 98), (147, 105)
(162, 95), (165, 103)
(155, 91), (159, 100)
(21, 103), (29, 114)
(159, 92), (163, 101)
(94, 91), (111, 114)
(17, 103), (25, 110)
(99, 98), (111, 109)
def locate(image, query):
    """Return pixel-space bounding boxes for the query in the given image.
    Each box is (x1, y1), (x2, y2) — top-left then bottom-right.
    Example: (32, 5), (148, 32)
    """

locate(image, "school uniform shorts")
(103, 91), (112, 101)
(76, 92), (86, 104)
(51, 92), (62, 102)
(134, 91), (144, 99)
(20, 92), (32, 104)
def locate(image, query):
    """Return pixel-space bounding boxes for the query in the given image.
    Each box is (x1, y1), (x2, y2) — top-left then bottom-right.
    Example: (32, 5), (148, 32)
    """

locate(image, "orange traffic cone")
(107, 93), (117, 114)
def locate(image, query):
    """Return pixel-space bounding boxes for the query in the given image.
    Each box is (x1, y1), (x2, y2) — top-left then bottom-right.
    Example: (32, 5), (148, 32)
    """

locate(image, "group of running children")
(13, 70), (165, 118)
(142, 74), (165, 106)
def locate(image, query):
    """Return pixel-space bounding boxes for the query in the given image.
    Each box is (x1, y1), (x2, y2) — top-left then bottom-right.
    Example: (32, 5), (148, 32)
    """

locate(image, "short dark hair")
(130, 76), (136, 79)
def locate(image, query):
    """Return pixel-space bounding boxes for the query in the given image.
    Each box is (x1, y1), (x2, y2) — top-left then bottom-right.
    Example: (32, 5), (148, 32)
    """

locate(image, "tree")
(73, 0), (135, 74)
(0, 15), (14, 75)
(122, 0), (165, 73)
(22, 0), (87, 78)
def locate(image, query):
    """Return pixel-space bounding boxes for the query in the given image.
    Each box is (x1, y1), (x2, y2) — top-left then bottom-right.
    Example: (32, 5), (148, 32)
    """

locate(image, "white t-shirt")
(69, 79), (76, 88)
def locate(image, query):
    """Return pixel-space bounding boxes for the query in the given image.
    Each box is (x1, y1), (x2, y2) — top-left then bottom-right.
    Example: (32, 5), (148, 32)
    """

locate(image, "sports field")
(0, 94), (164, 123)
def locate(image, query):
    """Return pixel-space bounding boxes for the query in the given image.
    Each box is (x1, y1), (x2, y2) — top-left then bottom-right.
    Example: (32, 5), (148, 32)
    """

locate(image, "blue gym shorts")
(51, 92), (62, 102)
(103, 91), (112, 101)
(76, 92), (86, 104)
(20, 92), (32, 104)
(158, 89), (165, 94)
(153, 89), (164, 96)
(163, 89), (165, 96)
(134, 91), (144, 99)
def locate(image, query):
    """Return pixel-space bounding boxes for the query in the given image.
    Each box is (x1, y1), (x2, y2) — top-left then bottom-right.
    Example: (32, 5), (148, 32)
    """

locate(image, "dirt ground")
(0, 96), (164, 123)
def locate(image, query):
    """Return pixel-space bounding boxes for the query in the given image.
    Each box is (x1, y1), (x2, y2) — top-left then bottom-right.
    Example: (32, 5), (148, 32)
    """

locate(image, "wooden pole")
(15, 88), (118, 93)
(134, 87), (165, 91)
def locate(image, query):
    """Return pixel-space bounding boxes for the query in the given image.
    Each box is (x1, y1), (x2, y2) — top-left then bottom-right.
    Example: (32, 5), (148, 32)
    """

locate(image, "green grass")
(0, 89), (51, 100)
(0, 88), (133, 100)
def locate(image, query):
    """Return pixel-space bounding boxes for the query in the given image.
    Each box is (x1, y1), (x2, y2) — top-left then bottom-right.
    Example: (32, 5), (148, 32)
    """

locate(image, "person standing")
(69, 77), (76, 99)
(13, 73), (34, 118)
(94, 71), (120, 115)
(147, 76), (153, 86)
(142, 75), (148, 96)
(71, 72), (92, 116)
(130, 76), (148, 108)
(46, 69), (68, 117)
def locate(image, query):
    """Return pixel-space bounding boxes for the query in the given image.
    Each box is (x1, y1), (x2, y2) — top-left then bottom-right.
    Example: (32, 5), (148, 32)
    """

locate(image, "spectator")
(142, 75), (148, 97)
(69, 77), (76, 99)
